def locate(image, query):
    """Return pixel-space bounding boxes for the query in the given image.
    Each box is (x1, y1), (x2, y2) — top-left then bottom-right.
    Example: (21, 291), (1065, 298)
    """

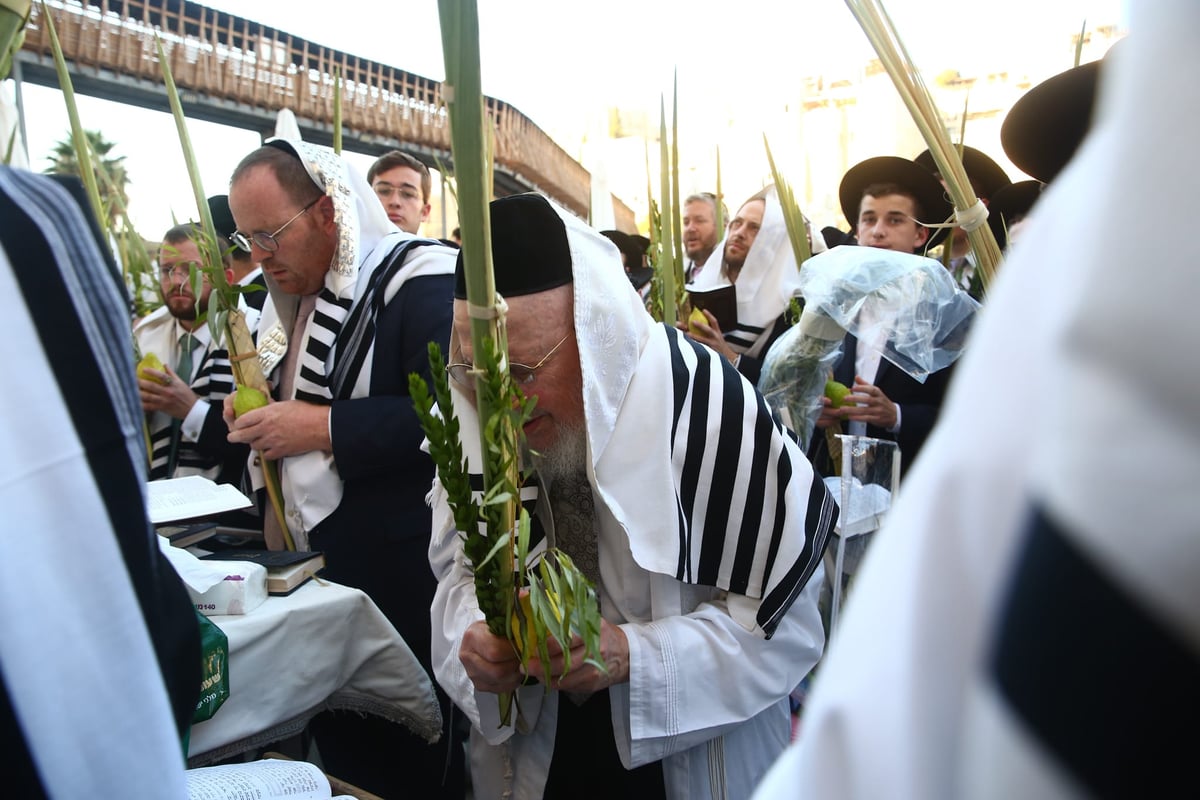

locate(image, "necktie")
(167, 332), (198, 476)
(262, 296), (317, 550)
(278, 294), (318, 401)
(543, 470), (600, 705)
(176, 332), (197, 383)
(546, 471), (601, 587)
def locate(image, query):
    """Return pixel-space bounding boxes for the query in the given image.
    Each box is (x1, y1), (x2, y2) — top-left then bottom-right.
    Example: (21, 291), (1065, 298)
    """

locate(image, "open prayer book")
(147, 475), (252, 525)
(185, 758), (365, 800)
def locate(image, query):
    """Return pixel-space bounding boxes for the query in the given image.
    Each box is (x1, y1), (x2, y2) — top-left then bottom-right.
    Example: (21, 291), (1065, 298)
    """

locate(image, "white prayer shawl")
(429, 199), (835, 798)
(754, 8), (1199, 800)
(686, 185), (825, 358)
(248, 140), (455, 546)
(1, 167), (189, 799)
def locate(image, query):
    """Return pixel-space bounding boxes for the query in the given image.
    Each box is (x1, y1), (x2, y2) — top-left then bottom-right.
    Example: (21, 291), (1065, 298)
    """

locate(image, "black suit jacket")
(809, 333), (953, 480)
(308, 272), (454, 675)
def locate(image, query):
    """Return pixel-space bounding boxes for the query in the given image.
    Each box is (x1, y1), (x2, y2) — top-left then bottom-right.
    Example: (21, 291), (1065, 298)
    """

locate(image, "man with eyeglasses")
(224, 140), (462, 798)
(367, 149), (433, 235)
(134, 222), (256, 487)
(429, 193), (835, 799)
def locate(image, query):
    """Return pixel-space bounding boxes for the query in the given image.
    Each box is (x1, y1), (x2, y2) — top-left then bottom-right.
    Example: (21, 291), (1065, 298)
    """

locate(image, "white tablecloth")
(187, 579), (441, 766)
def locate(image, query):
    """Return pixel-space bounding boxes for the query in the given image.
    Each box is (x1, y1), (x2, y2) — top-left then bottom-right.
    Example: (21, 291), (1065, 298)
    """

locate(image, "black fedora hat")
(839, 156), (954, 249)
(987, 179), (1044, 250)
(1000, 45), (1119, 184)
(913, 145), (1012, 200)
(206, 194), (237, 243)
(821, 225), (857, 249)
(600, 229), (654, 289)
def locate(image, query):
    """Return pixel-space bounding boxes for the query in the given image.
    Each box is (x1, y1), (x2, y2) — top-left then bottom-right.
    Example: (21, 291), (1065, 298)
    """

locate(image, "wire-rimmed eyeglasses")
(446, 333), (570, 390)
(372, 182), (423, 203)
(232, 196), (322, 254)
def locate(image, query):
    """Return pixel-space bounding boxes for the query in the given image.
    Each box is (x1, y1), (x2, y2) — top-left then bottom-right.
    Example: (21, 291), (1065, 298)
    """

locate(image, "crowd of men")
(116, 104), (1043, 796)
(7, 11), (1187, 799)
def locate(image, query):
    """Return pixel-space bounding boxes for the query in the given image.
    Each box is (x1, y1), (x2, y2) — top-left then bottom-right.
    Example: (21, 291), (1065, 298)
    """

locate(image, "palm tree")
(45, 128), (129, 223)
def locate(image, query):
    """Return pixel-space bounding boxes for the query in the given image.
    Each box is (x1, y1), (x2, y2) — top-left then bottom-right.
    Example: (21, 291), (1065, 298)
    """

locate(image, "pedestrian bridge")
(17, 0), (633, 227)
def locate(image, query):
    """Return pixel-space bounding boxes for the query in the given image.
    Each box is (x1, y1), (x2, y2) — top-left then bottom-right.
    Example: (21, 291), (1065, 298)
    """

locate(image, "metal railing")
(20, 0), (616, 220)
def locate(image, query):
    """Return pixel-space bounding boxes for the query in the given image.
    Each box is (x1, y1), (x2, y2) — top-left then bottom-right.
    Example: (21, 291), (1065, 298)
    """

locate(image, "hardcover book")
(156, 521), (219, 549)
(688, 284), (738, 331)
(201, 550), (326, 596)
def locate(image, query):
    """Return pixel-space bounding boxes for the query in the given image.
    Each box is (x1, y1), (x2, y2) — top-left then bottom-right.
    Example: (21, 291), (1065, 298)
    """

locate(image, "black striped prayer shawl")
(464, 323), (837, 639)
(291, 238), (435, 404)
(664, 326), (836, 635)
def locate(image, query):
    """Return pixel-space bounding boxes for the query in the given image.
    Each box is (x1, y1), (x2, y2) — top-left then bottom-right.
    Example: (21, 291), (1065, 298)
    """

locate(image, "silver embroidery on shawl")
(289, 141), (359, 278)
(257, 319), (288, 377)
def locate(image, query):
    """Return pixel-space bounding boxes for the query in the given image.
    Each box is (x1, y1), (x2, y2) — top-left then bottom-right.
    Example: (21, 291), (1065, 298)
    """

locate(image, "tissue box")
(188, 561), (268, 616)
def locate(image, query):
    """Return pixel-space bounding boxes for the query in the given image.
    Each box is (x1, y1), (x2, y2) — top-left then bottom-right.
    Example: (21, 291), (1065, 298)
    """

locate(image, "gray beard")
(532, 422), (588, 488)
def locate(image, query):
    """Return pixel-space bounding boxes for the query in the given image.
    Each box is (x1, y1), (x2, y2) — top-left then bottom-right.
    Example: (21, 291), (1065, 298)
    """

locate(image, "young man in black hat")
(431, 192), (835, 799)
(811, 156), (958, 479)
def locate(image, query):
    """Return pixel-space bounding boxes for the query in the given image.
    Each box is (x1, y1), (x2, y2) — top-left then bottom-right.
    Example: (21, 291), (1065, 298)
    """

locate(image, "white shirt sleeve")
(180, 398), (209, 442)
(622, 566), (826, 767)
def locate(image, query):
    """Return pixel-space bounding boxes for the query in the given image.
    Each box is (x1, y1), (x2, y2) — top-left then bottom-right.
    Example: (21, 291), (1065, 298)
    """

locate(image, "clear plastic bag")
(758, 314), (844, 451)
(796, 245), (979, 380)
(759, 246), (980, 447)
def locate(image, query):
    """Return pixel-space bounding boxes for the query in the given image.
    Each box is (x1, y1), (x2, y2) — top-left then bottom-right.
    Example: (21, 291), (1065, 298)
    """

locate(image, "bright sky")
(11, 0), (1128, 238)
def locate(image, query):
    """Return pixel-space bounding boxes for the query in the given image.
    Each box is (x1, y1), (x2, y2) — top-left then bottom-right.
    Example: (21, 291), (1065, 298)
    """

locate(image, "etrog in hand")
(232, 385), (269, 417)
(824, 379), (853, 408)
(136, 353), (169, 385)
(512, 589), (561, 658)
(688, 306), (708, 333)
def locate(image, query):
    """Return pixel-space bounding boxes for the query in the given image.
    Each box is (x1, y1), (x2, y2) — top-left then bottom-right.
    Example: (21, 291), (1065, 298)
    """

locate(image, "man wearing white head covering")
(430, 193), (837, 799)
(754, 6), (1195, 799)
(685, 185), (825, 385)
(225, 140), (462, 798)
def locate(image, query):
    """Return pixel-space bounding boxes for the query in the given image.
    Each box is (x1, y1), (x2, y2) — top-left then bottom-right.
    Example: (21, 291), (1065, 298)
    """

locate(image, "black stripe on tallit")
(0, 170), (199, 735)
(666, 328), (694, 577)
(464, 471), (543, 548)
(725, 332), (758, 350)
(332, 239), (436, 399)
(696, 357), (745, 586)
(311, 304), (344, 332)
(306, 336), (331, 362)
(667, 324), (692, 448)
(294, 389), (330, 404)
(727, 393), (776, 594)
(990, 504), (1198, 799)
(757, 463), (836, 637)
(676, 337), (713, 584)
(299, 364), (327, 387)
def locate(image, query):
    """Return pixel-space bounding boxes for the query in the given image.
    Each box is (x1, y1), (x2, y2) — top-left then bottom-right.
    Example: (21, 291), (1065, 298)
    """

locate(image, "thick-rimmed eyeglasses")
(232, 196), (321, 253)
(446, 333), (570, 390)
